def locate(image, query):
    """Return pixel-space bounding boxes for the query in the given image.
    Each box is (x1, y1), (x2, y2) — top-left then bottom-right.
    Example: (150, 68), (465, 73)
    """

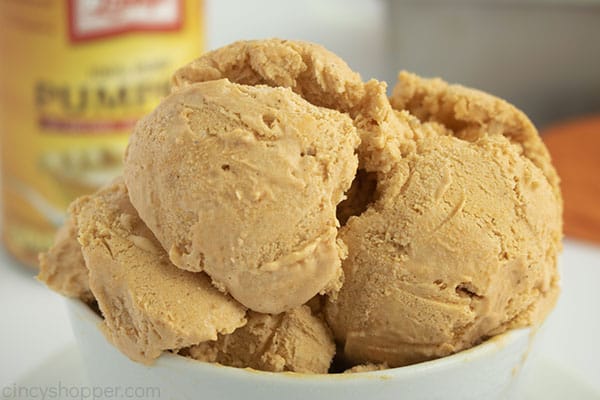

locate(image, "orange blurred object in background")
(543, 116), (600, 245)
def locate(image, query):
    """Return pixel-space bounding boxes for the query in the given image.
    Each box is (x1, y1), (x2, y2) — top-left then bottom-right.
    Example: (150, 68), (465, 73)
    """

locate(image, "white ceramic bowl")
(66, 298), (534, 400)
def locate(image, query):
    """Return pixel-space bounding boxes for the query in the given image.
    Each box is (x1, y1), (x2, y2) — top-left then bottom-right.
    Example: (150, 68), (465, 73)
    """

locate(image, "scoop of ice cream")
(72, 179), (247, 364)
(172, 39), (365, 114)
(37, 215), (92, 302)
(173, 40), (410, 174)
(326, 78), (562, 367)
(184, 305), (335, 374)
(390, 71), (560, 200)
(124, 78), (359, 314)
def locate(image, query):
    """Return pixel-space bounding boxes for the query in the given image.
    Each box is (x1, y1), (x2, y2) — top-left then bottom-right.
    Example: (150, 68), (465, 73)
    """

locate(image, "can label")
(68, 0), (183, 42)
(0, 0), (202, 266)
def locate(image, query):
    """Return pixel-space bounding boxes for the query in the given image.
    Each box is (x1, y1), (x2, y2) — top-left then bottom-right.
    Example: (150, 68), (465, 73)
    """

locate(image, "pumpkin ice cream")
(184, 306), (335, 374)
(38, 39), (562, 374)
(38, 214), (92, 302)
(71, 179), (247, 364)
(40, 181), (336, 373)
(124, 78), (359, 314)
(171, 39), (365, 113)
(324, 72), (562, 367)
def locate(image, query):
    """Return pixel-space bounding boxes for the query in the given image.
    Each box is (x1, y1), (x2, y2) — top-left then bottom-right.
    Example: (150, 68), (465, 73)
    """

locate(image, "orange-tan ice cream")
(38, 214), (92, 302)
(124, 78), (359, 314)
(171, 39), (365, 113)
(185, 305), (335, 374)
(325, 72), (562, 367)
(71, 179), (247, 364)
(38, 40), (563, 374)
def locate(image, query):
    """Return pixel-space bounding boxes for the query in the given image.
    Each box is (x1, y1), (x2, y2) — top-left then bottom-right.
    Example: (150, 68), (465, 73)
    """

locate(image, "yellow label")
(0, 0), (203, 266)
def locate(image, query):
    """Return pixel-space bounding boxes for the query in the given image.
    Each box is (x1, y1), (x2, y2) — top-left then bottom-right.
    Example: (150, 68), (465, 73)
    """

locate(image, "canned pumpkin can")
(0, 0), (203, 267)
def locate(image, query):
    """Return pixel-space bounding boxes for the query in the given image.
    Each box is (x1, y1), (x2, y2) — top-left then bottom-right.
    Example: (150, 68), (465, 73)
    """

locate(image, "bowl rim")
(65, 297), (531, 382)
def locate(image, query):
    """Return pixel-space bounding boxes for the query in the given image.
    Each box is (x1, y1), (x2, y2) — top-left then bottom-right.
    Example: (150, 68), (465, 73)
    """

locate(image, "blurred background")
(0, 0), (598, 397)
(208, 0), (600, 128)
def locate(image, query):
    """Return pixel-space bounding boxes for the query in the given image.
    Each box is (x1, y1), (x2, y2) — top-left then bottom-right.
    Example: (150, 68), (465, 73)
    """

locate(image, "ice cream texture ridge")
(38, 39), (563, 373)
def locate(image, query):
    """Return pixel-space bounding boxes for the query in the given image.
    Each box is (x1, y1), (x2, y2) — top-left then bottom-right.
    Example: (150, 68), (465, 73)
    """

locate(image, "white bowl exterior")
(66, 298), (532, 400)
